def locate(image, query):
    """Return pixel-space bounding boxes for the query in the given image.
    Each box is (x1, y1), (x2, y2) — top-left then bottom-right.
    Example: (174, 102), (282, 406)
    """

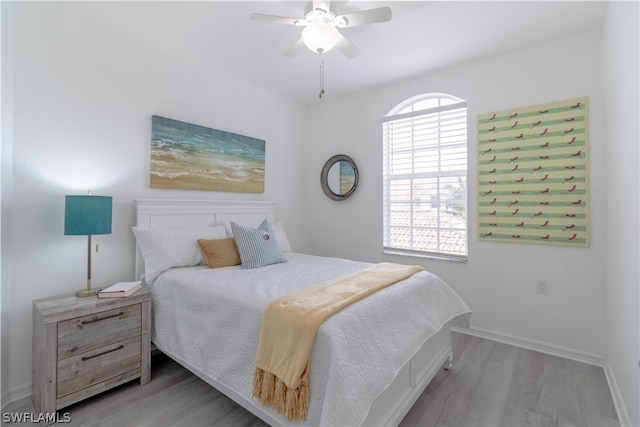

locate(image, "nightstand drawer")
(57, 304), (141, 359)
(56, 335), (141, 398)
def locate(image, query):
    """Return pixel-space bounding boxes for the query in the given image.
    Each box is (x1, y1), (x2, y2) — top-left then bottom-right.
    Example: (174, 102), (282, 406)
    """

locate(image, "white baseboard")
(452, 326), (631, 426)
(1, 382), (31, 411)
(452, 326), (606, 366)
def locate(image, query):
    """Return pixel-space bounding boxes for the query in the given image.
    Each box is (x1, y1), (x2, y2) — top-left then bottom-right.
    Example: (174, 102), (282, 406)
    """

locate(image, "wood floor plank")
(499, 349), (547, 426)
(540, 355), (582, 426)
(433, 338), (497, 426)
(457, 340), (519, 427)
(5, 333), (618, 427)
(576, 362), (619, 427)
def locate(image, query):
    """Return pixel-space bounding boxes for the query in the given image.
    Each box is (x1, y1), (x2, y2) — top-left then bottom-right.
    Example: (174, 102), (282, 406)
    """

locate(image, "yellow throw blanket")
(252, 262), (424, 421)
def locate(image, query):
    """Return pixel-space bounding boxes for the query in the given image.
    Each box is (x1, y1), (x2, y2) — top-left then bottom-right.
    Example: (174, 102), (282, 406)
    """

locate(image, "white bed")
(134, 199), (471, 426)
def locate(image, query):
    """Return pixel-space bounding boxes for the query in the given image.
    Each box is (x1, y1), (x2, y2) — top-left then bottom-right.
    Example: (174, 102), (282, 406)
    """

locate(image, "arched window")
(382, 93), (468, 261)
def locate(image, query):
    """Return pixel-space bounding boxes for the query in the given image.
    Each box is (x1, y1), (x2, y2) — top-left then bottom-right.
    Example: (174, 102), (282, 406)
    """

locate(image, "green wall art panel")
(150, 115), (265, 193)
(477, 97), (589, 247)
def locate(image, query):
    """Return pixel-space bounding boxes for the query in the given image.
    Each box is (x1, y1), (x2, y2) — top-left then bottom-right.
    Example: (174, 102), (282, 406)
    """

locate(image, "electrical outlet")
(536, 279), (548, 295)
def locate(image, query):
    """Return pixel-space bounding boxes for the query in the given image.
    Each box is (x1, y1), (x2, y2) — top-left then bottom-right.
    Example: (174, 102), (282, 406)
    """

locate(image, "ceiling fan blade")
(283, 37), (307, 58)
(250, 13), (304, 26)
(335, 33), (360, 59)
(336, 7), (392, 28)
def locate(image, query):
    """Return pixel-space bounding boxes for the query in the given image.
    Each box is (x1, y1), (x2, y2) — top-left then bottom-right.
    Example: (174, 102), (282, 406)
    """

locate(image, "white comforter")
(149, 253), (471, 426)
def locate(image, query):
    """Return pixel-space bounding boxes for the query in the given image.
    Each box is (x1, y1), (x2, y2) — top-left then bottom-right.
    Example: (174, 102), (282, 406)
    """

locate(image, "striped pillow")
(230, 220), (286, 269)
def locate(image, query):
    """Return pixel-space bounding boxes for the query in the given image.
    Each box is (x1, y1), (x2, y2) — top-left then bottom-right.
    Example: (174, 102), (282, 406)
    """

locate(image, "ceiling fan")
(250, 1), (392, 59)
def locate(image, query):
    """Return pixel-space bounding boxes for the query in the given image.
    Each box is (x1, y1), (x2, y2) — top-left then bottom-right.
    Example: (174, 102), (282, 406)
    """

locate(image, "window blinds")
(383, 99), (468, 259)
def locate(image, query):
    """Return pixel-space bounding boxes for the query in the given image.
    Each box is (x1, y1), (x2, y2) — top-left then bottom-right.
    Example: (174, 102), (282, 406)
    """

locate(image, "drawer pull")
(81, 311), (124, 325)
(81, 345), (124, 361)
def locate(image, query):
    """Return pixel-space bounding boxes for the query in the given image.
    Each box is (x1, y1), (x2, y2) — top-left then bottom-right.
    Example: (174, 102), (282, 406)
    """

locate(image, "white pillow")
(133, 225), (228, 283)
(271, 221), (292, 252)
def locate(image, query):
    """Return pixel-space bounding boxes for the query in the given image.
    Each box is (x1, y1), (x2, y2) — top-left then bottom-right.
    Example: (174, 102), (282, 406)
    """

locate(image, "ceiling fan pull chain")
(319, 54), (325, 99)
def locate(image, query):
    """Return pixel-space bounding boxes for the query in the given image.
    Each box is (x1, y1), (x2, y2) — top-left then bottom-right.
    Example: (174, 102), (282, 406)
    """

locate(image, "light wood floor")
(400, 333), (619, 427)
(5, 332), (618, 426)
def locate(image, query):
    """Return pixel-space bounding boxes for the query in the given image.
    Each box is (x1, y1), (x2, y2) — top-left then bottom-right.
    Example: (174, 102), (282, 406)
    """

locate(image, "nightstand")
(32, 288), (151, 420)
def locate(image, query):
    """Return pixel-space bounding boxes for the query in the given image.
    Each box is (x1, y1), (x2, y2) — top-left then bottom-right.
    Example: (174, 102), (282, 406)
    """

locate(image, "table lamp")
(64, 194), (112, 297)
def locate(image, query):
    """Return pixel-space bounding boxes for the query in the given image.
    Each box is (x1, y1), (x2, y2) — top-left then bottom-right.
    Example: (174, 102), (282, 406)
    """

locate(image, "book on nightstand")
(98, 281), (143, 298)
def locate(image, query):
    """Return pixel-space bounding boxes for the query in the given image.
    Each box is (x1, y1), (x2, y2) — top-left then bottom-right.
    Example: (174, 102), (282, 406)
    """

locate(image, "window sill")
(383, 249), (468, 263)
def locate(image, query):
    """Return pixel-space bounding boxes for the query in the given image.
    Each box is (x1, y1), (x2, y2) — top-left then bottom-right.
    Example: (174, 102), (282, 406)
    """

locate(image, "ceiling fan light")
(301, 22), (339, 53)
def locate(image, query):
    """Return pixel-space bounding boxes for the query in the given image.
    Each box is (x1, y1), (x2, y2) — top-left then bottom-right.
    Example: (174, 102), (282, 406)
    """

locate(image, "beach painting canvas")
(151, 116), (265, 193)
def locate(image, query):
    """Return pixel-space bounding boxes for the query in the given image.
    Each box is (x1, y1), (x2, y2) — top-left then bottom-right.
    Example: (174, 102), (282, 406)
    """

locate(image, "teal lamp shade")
(64, 195), (112, 236)
(64, 195), (112, 297)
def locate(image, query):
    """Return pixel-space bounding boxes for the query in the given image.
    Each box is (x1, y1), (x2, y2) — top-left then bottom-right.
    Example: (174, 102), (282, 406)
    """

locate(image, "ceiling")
(108, 1), (609, 105)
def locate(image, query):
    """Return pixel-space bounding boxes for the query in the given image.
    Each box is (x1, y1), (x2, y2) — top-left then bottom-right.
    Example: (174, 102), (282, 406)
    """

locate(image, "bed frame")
(135, 198), (457, 426)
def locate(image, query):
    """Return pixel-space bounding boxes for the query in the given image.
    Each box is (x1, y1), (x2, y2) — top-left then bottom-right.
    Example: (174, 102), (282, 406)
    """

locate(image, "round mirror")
(320, 154), (359, 201)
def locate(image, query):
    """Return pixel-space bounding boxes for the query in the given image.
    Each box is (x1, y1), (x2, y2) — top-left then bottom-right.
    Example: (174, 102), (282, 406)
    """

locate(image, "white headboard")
(134, 198), (276, 279)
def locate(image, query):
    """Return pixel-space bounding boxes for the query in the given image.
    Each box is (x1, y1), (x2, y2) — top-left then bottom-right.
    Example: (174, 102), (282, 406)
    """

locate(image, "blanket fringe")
(253, 368), (309, 421)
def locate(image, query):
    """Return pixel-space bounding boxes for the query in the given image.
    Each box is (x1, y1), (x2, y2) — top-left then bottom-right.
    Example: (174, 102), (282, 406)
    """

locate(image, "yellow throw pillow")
(197, 237), (241, 268)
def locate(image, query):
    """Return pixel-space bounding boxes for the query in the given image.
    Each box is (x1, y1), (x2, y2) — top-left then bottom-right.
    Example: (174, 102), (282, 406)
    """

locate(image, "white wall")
(2, 2), (309, 398)
(304, 31), (608, 358)
(603, 2), (640, 425)
(1, 0), (16, 402)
